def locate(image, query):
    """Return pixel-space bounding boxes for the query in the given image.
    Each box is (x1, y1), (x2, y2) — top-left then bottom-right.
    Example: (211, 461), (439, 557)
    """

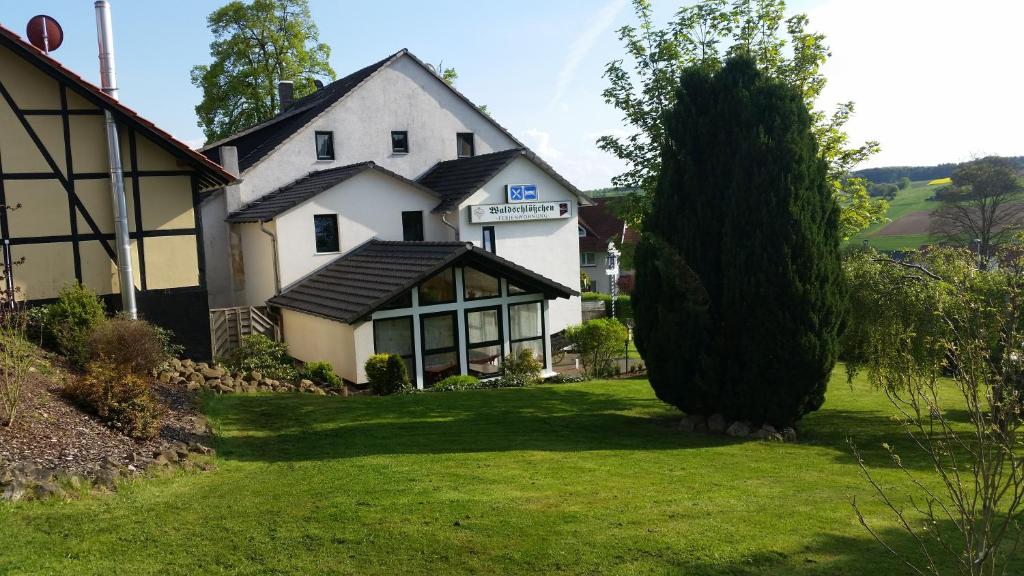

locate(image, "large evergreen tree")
(634, 55), (844, 427)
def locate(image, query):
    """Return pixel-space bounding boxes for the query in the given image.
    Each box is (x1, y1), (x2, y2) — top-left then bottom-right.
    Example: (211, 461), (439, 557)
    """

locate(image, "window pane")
(314, 214), (339, 252)
(316, 132), (334, 159)
(379, 290), (412, 310)
(580, 252), (595, 266)
(419, 268), (455, 304)
(467, 308), (499, 344)
(463, 267), (499, 300)
(510, 302), (542, 340)
(508, 283), (528, 295)
(468, 344), (502, 376)
(374, 317), (413, 357)
(457, 132), (474, 157)
(482, 227), (495, 254)
(391, 131), (409, 153)
(511, 339), (544, 364)
(402, 211), (424, 241)
(423, 351), (459, 385)
(422, 313), (455, 351)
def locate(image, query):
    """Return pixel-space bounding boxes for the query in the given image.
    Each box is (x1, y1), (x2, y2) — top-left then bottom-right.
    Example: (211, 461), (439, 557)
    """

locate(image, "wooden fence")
(209, 306), (278, 360)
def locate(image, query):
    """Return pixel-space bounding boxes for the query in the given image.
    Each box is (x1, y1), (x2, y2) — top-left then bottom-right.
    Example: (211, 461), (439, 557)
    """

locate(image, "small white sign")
(507, 184), (538, 203)
(470, 202), (571, 223)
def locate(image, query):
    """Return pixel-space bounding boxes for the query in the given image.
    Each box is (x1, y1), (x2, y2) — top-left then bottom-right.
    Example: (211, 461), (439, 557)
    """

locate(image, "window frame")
(463, 305), (504, 378)
(508, 300), (546, 365)
(373, 315), (415, 376)
(482, 226), (495, 254)
(456, 132), (475, 158)
(314, 131), (335, 161)
(313, 213), (340, 254)
(391, 130), (409, 154)
(402, 210), (424, 241)
(580, 252), (596, 267)
(419, 310), (462, 386)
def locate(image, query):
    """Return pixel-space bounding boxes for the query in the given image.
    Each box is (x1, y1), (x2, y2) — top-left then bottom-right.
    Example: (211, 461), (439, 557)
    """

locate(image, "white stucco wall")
(237, 221), (278, 307)
(229, 54), (518, 212)
(455, 156), (582, 333)
(274, 169), (453, 291)
(280, 308), (358, 383)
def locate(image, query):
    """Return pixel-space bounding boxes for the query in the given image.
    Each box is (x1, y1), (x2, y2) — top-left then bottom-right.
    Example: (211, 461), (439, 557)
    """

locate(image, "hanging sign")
(470, 201), (571, 223)
(506, 184), (539, 203)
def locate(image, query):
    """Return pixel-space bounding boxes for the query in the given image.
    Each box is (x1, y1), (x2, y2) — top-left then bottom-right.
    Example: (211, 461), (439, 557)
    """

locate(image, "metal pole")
(95, 1), (136, 318)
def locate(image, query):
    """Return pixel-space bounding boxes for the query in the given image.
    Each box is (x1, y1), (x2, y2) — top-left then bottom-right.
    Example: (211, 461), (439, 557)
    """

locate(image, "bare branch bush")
(0, 307), (33, 427)
(845, 247), (1024, 575)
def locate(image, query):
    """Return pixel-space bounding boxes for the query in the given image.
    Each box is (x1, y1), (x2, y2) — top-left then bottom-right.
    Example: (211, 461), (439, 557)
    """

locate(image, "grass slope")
(0, 372), (1016, 575)
(848, 180), (945, 250)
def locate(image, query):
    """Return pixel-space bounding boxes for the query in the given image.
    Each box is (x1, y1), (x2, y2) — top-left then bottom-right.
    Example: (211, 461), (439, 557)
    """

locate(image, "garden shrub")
(564, 318), (628, 379)
(63, 360), (164, 439)
(88, 318), (170, 375)
(45, 283), (106, 368)
(364, 353), (409, 395)
(496, 348), (543, 387)
(545, 373), (585, 384)
(223, 333), (298, 382)
(302, 361), (342, 388)
(433, 374), (481, 391)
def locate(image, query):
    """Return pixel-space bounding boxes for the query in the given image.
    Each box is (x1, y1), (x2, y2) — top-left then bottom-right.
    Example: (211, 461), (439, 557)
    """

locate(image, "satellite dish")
(26, 15), (63, 53)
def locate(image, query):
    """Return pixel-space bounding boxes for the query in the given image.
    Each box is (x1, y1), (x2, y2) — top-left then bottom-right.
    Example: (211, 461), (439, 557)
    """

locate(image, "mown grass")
(0, 370), (1018, 575)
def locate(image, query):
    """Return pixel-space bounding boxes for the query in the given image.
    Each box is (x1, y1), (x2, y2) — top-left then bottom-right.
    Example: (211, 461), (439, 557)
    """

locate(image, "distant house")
(200, 49), (589, 387)
(0, 25), (234, 358)
(578, 198), (637, 294)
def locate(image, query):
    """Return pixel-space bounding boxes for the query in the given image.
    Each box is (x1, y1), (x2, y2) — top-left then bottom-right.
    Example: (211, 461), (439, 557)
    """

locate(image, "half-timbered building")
(0, 25), (234, 357)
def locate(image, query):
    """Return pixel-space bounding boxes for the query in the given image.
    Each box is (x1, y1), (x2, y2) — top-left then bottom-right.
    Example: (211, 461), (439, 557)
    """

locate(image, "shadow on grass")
(200, 381), (961, 474)
(204, 384), (758, 462)
(667, 521), (1022, 576)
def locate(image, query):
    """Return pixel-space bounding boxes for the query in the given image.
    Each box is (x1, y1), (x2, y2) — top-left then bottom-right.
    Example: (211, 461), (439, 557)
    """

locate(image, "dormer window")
(457, 132), (474, 158)
(391, 131), (409, 154)
(315, 131), (334, 160)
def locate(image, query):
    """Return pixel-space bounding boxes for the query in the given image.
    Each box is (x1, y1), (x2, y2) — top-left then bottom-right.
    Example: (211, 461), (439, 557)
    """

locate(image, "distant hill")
(855, 157), (1024, 184)
(587, 187), (638, 198)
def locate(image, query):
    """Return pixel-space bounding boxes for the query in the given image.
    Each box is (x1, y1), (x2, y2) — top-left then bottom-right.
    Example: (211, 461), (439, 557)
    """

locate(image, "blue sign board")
(507, 184), (538, 203)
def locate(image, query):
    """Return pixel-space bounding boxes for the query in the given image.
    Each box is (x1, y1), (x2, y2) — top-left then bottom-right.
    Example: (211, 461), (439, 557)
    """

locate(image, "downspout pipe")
(260, 221), (281, 295)
(95, 1), (136, 318)
(441, 211), (458, 238)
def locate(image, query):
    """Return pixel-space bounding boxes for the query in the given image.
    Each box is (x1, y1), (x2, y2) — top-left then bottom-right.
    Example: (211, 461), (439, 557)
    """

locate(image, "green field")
(0, 373), (1013, 575)
(848, 180), (943, 251)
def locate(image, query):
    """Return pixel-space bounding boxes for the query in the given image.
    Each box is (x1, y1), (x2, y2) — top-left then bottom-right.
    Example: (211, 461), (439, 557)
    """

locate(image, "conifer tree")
(634, 55), (844, 427)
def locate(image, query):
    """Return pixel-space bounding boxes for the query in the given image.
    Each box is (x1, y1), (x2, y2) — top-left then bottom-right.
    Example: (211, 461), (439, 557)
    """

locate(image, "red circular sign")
(26, 15), (64, 53)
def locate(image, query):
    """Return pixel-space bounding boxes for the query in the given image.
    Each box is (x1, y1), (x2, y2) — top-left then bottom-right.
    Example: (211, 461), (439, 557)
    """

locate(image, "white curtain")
(510, 302), (542, 340)
(467, 309), (499, 344)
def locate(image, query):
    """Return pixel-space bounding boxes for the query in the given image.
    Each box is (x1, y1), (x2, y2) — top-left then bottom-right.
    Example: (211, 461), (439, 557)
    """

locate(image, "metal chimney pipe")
(95, 0), (136, 318)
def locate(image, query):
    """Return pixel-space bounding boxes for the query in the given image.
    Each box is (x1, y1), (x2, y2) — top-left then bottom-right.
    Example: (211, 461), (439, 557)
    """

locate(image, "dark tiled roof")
(579, 198), (628, 251)
(0, 25), (235, 191)
(225, 162), (438, 223)
(418, 148), (591, 212)
(202, 52), (399, 172)
(268, 240), (576, 323)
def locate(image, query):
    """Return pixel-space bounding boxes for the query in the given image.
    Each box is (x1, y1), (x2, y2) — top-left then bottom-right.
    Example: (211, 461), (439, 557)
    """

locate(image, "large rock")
(2, 481), (26, 502)
(707, 414), (727, 434)
(33, 481), (65, 500)
(93, 469), (119, 490)
(158, 371), (173, 383)
(677, 414), (706, 433)
(725, 421), (751, 437)
(782, 427), (798, 443)
(751, 426), (783, 441)
(188, 371), (204, 384)
(201, 366), (225, 379)
(249, 371), (263, 382)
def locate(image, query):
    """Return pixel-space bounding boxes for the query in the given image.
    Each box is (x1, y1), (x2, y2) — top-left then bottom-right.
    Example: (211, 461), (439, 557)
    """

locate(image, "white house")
(200, 49), (589, 388)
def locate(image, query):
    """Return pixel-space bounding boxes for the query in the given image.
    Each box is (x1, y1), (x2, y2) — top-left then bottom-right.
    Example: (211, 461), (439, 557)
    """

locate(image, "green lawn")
(0, 371), (1014, 575)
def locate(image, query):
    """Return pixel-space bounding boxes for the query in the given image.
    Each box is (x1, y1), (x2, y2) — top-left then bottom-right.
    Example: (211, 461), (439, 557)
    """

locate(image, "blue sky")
(2, 1), (1021, 189)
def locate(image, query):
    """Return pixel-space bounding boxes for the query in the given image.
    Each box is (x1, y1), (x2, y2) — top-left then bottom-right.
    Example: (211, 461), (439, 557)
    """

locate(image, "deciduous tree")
(191, 0), (335, 143)
(599, 0), (885, 238)
(929, 156), (1024, 260)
